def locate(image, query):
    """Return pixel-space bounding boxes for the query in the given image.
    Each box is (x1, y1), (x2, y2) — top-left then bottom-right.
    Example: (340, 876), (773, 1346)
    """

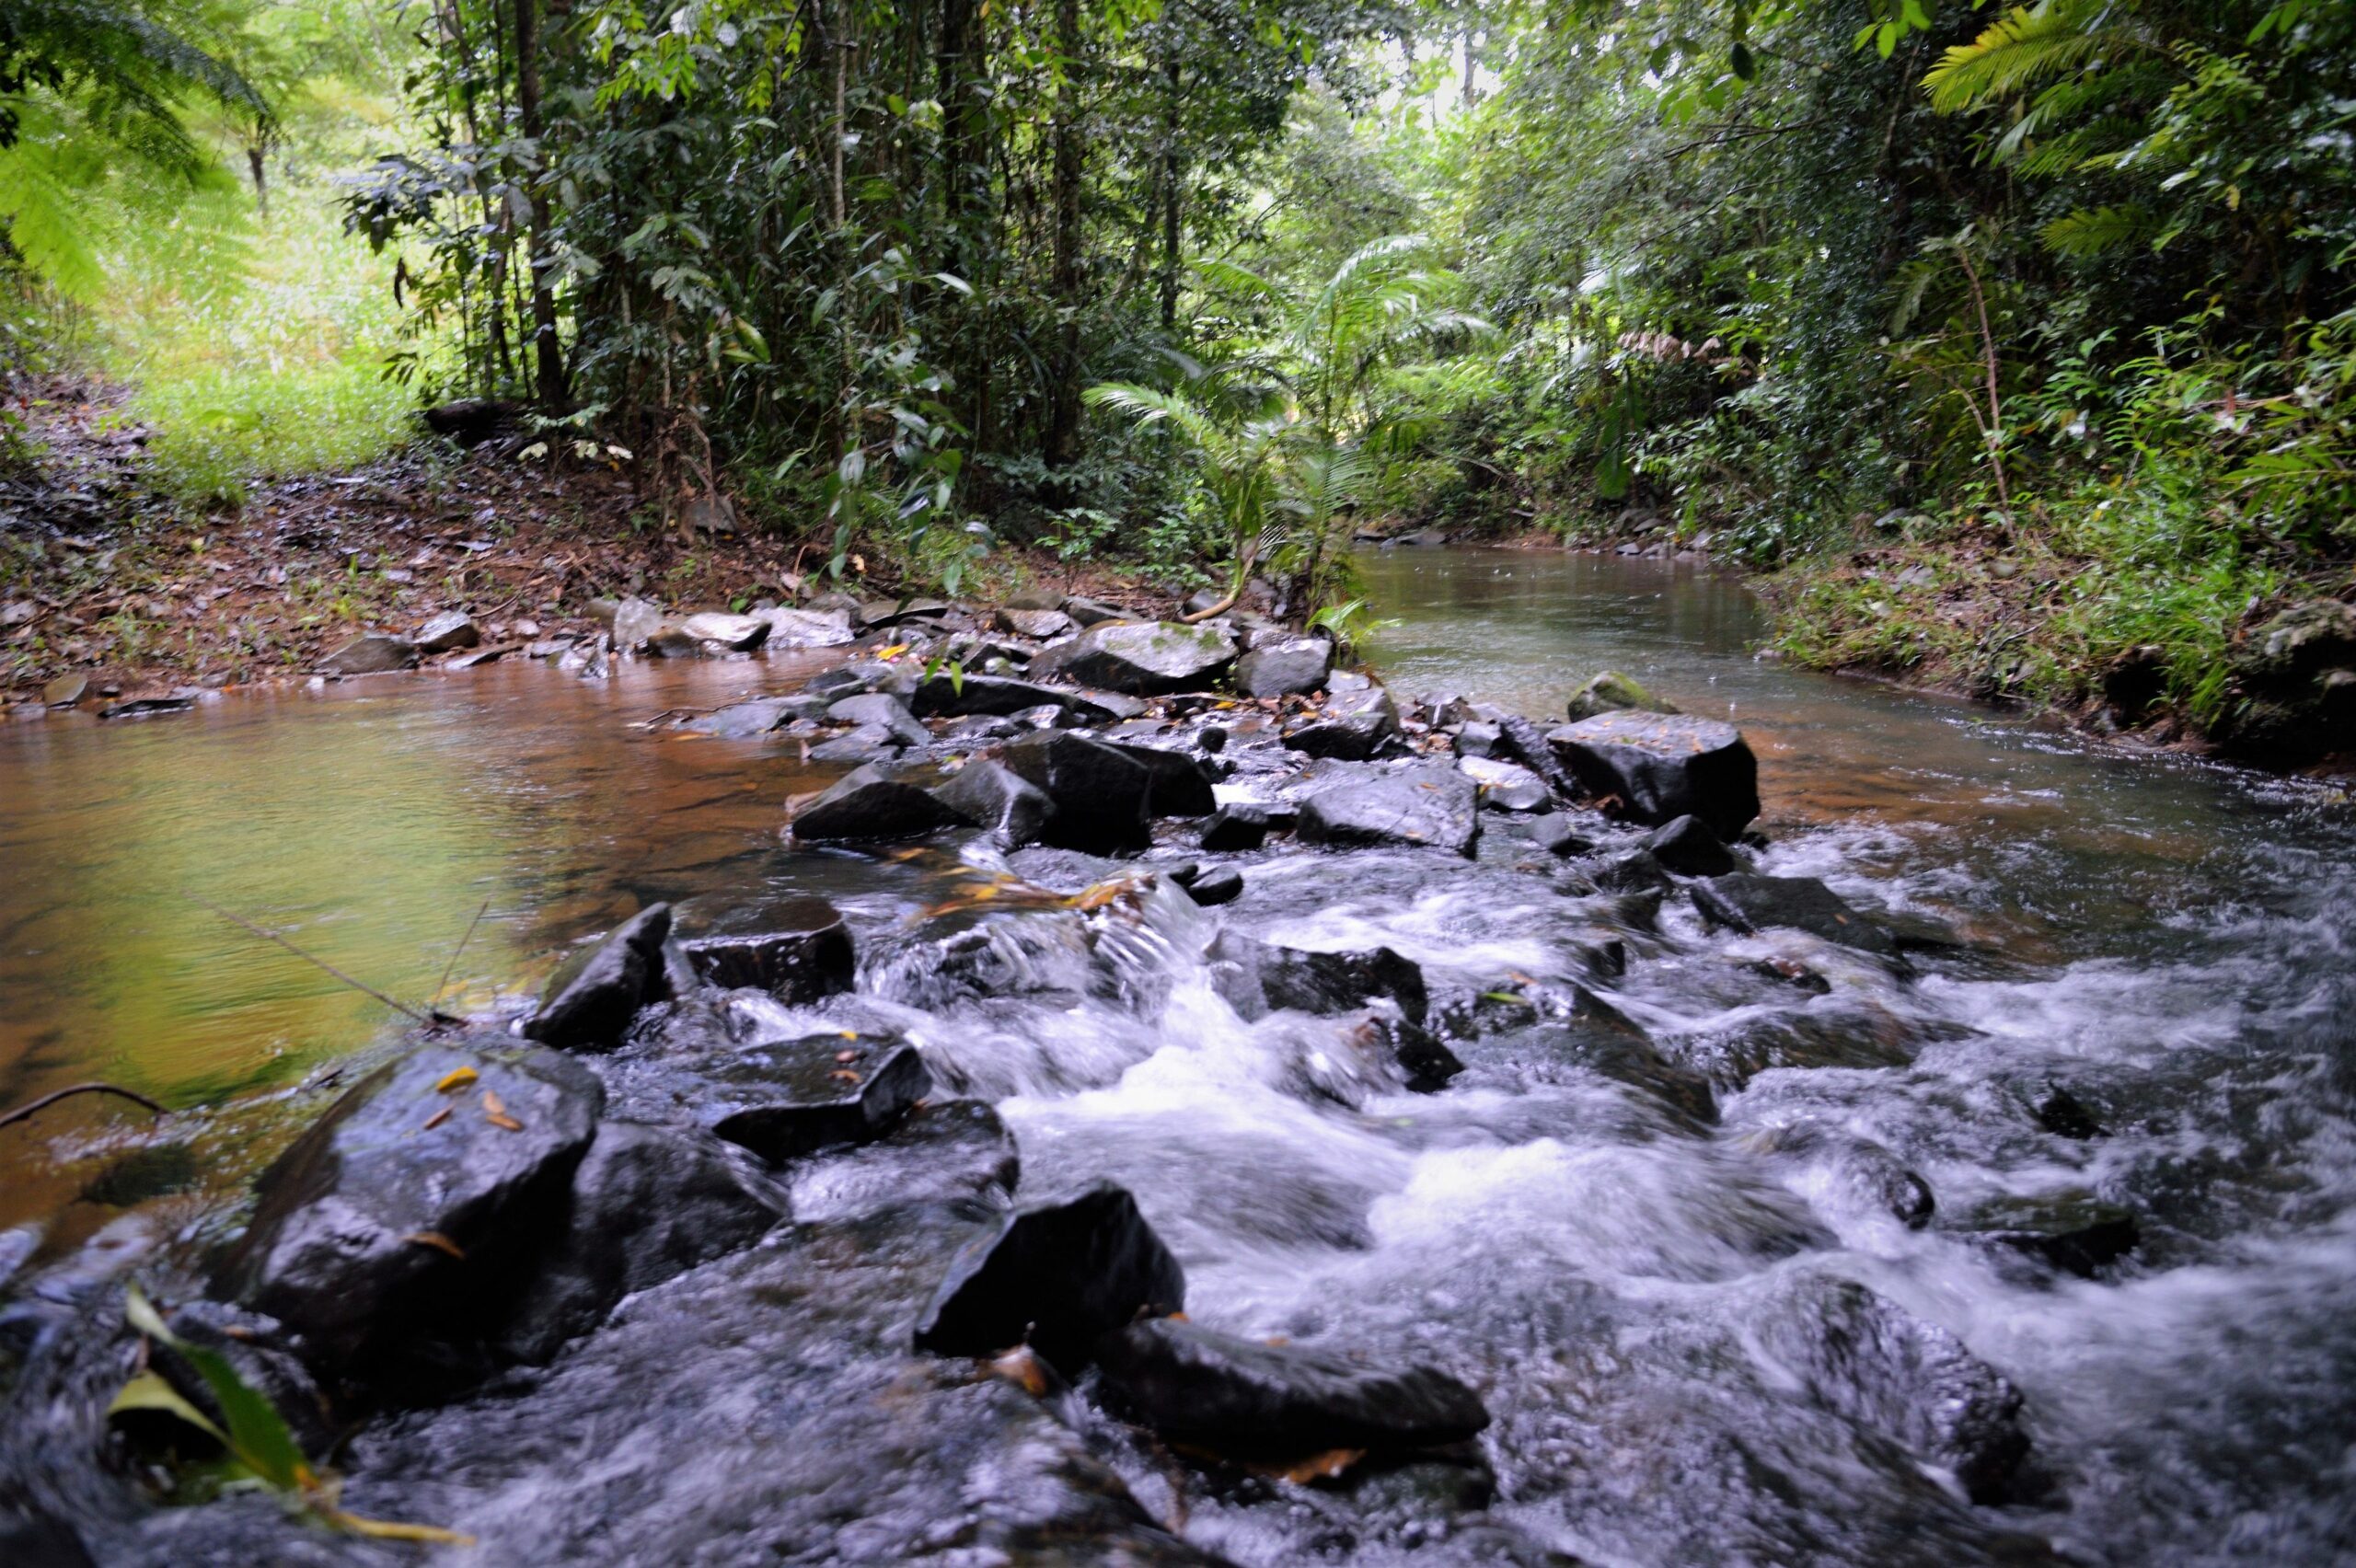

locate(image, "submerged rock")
(1548, 710), (1760, 836)
(1210, 931), (1430, 1025)
(1031, 620), (1236, 694)
(914, 1181), (1185, 1370)
(218, 1039), (604, 1377)
(1692, 873), (1899, 957)
(1095, 1317), (1489, 1459)
(525, 904), (674, 1050)
(787, 1100), (1021, 1222)
(1566, 669), (1678, 721)
(1959, 1194), (2141, 1278)
(1297, 762), (1479, 855)
(707, 1032), (932, 1164)
(790, 763), (971, 841)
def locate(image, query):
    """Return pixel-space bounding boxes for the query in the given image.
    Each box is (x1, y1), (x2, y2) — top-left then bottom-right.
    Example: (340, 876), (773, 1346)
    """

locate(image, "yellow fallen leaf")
(434, 1066), (479, 1093)
(877, 642), (909, 659)
(313, 1505), (475, 1546)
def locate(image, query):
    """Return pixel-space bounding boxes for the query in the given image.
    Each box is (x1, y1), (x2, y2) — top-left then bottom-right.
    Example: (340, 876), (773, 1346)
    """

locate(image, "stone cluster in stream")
(0, 592), (2135, 1565)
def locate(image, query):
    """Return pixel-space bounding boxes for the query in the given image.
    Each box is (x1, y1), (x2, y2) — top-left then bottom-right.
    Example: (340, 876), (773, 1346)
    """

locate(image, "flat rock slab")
(526, 904), (673, 1050)
(1692, 873), (1898, 956)
(755, 606), (856, 647)
(1547, 710), (1759, 837)
(1297, 762), (1479, 856)
(915, 1180), (1185, 1371)
(791, 763), (972, 841)
(318, 632), (419, 675)
(680, 696), (825, 737)
(1031, 620), (1235, 695)
(219, 1038), (605, 1372)
(707, 1032), (932, 1164)
(1097, 1317), (1489, 1459)
(680, 897), (855, 1001)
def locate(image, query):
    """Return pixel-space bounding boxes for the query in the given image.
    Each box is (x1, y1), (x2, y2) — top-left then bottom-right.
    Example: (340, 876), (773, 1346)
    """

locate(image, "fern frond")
(0, 144), (105, 301)
(2039, 203), (2151, 258)
(1923, 0), (2131, 113)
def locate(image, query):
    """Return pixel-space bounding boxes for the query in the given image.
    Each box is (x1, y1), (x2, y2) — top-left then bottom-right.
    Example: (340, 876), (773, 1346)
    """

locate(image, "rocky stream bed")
(2, 571), (2350, 1567)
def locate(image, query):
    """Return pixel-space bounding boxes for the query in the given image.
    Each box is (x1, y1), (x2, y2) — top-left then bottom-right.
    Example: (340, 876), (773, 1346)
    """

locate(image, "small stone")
(1646, 814), (1738, 875)
(679, 611), (769, 650)
(1566, 669), (1678, 721)
(42, 674), (88, 708)
(1232, 636), (1334, 698)
(1199, 803), (1269, 852)
(1029, 619), (1236, 694)
(1183, 867), (1243, 906)
(996, 606), (1073, 639)
(526, 905), (674, 1051)
(1691, 873), (1898, 956)
(681, 899), (855, 1001)
(611, 596), (665, 651)
(318, 633), (419, 675)
(414, 610), (480, 652)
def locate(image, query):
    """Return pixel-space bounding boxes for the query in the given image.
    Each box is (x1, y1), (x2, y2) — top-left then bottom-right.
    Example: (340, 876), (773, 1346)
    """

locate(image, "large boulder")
(1297, 762), (1479, 856)
(1547, 710), (1760, 836)
(525, 904), (674, 1050)
(932, 758), (1055, 847)
(1691, 873), (1898, 957)
(1030, 620), (1235, 695)
(680, 897), (855, 1001)
(218, 1040), (605, 1376)
(1096, 1318), (1488, 1460)
(1233, 636), (1334, 698)
(914, 1181), (1185, 1371)
(998, 731), (1156, 852)
(707, 1032), (933, 1164)
(2222, 598), (2356, 760)
(318, 633), (418, 676)
(790, 764), (973, 841)
(495, 1121), (782, 1364)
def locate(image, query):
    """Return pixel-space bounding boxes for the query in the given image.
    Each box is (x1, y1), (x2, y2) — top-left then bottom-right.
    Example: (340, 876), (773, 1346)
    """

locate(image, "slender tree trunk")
(1158, 50), (1181, 332)
(1045, 0), (1084, 473)
(514, 0), (567, 408)
(937, 0), (985, 432)
(246, 142), (269, 219)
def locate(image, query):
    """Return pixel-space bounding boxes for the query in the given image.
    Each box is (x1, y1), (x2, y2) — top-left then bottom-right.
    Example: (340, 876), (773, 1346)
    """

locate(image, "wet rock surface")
(1548, 709), (1761, 836)
(525, 903), (674, 1049)
(1031, 620), (1237, 695)
(1297, 762), (1479, 855)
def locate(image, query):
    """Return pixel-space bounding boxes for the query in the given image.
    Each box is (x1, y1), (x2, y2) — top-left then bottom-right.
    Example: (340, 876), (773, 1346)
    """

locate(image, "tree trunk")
(514, 0), (568, 409)
(937, 0), (987, 433)
(1158, 51), (1181, 332)
(1045, 0), (1083, 473)
(246, 142), (269, 219)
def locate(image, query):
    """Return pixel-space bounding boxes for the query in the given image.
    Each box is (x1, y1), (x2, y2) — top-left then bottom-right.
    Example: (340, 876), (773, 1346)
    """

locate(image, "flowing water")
(3, 548), (2352, 1565)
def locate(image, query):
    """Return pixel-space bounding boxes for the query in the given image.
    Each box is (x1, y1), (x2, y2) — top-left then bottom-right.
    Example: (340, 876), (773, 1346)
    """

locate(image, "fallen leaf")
(876, 641), (909, 659)
(1276, 1448), (1364, 1483)
(486, 1112), (524, 1132)
(985, 1345), (1052, 1397)
(481, 1089), (506, 1116)
(835, 1049), (860, 1062)
(422, 1105), (453, 1130)
(829, 1068), (861, 1083)
(434, 1066), (479, 1093)
(402, 1231), (466, 1259)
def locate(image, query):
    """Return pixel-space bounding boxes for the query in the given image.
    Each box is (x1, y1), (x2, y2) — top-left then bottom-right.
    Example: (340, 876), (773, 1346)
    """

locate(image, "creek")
(1, 548), (2350, 1566)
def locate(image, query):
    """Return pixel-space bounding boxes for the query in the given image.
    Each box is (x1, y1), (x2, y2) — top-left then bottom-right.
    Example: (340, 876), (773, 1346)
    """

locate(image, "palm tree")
(1092, 234), (1487, 620)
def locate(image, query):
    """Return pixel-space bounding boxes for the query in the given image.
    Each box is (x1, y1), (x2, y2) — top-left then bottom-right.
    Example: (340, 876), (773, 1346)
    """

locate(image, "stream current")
(2, 548), (2352, 1565)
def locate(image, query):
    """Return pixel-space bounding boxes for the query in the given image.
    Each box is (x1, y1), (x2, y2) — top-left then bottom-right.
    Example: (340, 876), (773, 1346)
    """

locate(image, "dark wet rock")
(1959, 1195), (2141, 1278)
(1209, 931), (1429, 1026)
(1370, 1017), (1465, 1092)
(495, 1121), (782, 1364)
(1452, 718), (1502, 758)
(1297, 762), (1479, 856)
(218, 1039), (604, 1378)
(1283, 685), (1400, 760)
(707, 1032), (932, 1164)
(1566, 669), (1678, 721)
(1753, 1276), (2029, 1505)
(914, 1181), (1184, 1370)
(1109, 741), (1218, 816)
(1233, 636), (1334, 698)
(1062, 594), (1134, 627)
(1030, 619), (1236, 694)
(790, 763), (972, 841)
(413, 610), (479, 652)
(152, 1299), (336, 1458)
(1548, 710), (1761, 836)
(912, 672), (1104, 721)
(1521, 812), (1592, 856)
(1199, 802), (1270, 851)
(1646, 813), (1738, 876)
(525, 904), (673, 1050)
(997, 605), (1073, 639)
(318, 633), (418, 675)
(1459, 755), (1551, 812)
(753, 605), (856, 647)
(2032, 1082), (2106, 1139)
(803, 663), (869, 698)
(1692, 873), (1900, 957)
(806, 722), (903, 763)
(1183, 867), (1243, 906)
(2222, 598), (2356, 761)
(0, 1506), (95, 1567)
(1095, 1317), (1488, 1459)
(932, 758), (1055, 847)
(680, 898), (854, 1002)
(999, 730), (1155, 852)
(1491, 712), (1582, 801)
(1750, 1122), (1934, 1228)
(788, 1100), (1021, 1222)
(1491, 1013), (1719, 1126)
